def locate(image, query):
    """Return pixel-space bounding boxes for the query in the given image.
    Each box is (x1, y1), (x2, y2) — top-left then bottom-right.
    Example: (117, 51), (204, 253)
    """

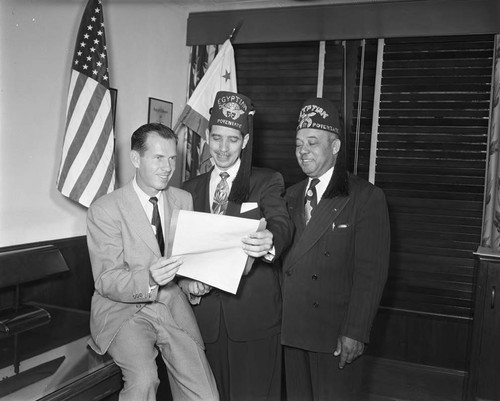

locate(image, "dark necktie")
(149, 196), (165, 256)
(304, 178), (320, 224)
(212, 172), (230, 215)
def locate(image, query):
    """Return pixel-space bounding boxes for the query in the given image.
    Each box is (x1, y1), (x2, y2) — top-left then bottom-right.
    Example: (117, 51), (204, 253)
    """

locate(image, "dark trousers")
(205, 311), (282, 401)
(284, 345), (361, 401)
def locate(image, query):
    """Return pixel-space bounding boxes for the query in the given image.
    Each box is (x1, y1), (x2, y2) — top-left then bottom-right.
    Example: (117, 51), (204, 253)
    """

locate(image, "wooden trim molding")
(187, 0), (500, 45)
(475, 246), (500, 262)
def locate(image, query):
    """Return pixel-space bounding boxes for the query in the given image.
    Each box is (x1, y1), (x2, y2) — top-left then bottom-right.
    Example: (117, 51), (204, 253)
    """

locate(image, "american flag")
(56, 0), (115, 207)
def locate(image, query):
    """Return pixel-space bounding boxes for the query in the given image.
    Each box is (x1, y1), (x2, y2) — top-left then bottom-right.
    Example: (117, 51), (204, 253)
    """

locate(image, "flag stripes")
(56, 0), (115, 207)
(57, 71), (115, 206)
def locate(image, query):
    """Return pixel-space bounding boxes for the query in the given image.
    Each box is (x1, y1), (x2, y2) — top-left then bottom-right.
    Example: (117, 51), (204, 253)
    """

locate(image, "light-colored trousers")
(108, 302), (219, 401)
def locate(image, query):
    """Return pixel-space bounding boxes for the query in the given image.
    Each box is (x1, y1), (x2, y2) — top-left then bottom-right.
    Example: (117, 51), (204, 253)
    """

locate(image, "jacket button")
(286, 270), (292, 276)
(312, 302), (319, 308)
(312, 274), (318, 280)
(324, 251), (330, 257)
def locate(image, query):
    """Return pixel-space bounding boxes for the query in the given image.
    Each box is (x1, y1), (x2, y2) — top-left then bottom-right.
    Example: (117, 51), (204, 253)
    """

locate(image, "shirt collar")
(133, 175), (161, 205)
(211, 158), (241, 183)
(307, 166), (334, 201)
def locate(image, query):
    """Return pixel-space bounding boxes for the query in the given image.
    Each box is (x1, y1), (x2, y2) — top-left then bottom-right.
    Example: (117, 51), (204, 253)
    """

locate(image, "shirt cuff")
(148, 284), (158, 299)
(263, 246), (276, 262)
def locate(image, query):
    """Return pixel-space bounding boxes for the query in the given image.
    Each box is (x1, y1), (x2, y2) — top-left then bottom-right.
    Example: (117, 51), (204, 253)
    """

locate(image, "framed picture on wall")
(110, 88), (118, 128)
(148, 97), (173, 127)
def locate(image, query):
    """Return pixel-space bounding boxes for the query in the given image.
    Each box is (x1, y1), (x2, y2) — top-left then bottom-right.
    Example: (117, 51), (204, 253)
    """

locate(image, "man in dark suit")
(180, 91), (293, 401)
(87, 123), (218, 401)
(281, 98), (390, 401)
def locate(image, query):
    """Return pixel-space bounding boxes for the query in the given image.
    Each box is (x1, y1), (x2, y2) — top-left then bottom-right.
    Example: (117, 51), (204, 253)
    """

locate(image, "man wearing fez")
(87, 123), (218, 401)
(281, 98), (390, 400)
(180, 91), (293, 401)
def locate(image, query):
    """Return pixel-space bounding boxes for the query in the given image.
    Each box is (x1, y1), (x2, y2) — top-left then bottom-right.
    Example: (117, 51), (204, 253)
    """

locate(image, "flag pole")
(228, 20), (244, 43)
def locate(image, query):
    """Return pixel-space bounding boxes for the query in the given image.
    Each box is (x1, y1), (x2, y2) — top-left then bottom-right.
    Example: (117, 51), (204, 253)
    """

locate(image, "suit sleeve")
(87, 202), (154, 304)
(260, 171), (294, 259)
(341, 186), (390, 343)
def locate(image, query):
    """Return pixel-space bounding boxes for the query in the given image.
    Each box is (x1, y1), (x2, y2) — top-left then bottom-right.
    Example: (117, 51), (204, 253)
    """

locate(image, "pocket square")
(241, 202), (258, 213)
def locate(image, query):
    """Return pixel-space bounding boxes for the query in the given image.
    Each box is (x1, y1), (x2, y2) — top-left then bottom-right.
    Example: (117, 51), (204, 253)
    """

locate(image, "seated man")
(86, 123), (219, 401)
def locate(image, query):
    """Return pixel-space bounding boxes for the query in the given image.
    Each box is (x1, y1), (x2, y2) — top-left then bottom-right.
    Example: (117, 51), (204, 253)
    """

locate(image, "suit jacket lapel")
(194, 174), (212, 213)
(289, 181), (308, 233)
(286, 194), (350, 271)
(163, 187), (183, 258)
(121, 182), (162, 257)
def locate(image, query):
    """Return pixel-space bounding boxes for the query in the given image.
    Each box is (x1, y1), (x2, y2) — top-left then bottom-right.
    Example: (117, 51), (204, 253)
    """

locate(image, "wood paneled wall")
(0, 236), (94, 311)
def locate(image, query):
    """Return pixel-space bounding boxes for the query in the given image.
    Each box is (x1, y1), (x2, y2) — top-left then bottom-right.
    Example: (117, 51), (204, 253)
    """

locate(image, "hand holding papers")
(170, 210), (266, 294)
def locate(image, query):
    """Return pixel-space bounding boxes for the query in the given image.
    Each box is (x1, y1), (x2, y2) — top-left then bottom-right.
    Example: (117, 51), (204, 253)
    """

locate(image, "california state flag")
(174, 39), (237, 140)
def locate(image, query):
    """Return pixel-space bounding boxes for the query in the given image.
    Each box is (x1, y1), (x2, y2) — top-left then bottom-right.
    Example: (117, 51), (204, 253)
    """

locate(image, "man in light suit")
(281, 98), (390, 401)
(87, 123), (218, 401)
(180, 91), (293, 401)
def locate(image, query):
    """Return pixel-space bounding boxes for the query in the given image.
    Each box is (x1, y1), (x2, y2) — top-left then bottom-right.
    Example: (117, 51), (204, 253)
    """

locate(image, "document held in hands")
(169, 210), (265, 294)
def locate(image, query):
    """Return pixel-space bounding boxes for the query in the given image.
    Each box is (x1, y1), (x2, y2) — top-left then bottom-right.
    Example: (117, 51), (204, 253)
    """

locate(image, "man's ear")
(130, 150), (140, 168)
(332, 138), (341, 155)
(242, 134), (250, 149)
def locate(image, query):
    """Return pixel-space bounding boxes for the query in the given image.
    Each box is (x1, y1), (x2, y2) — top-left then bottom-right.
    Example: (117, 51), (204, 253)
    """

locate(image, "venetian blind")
(373, 35), (494, 318)
(235, 42), (320, 186)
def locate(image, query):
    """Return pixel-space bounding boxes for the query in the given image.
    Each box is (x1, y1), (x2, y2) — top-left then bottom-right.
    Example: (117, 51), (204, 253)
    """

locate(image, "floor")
(105, 355), (466, 401)
(354, 356), (465, 401)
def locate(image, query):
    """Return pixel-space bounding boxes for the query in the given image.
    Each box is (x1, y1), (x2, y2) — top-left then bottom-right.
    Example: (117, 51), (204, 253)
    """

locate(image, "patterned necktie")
(212, 172), (230, 215)
(304, 178), (320, 224)
(149, 196), (165, 256)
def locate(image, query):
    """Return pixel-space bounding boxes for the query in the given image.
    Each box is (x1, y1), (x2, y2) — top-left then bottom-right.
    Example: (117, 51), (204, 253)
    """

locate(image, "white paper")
(170, 210), (264, 294)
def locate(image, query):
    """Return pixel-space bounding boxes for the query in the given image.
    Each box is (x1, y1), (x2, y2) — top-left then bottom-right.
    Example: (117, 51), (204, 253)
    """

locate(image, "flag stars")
(222, 69), (231, 82)
(71, 1), (109, 86)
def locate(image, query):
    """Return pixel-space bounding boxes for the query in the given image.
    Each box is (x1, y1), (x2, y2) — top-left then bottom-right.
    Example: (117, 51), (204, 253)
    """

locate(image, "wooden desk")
(0, 304), (121, 400)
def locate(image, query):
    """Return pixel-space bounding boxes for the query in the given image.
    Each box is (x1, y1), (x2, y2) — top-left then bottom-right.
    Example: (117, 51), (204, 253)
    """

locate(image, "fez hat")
(297, 97), (349, 198)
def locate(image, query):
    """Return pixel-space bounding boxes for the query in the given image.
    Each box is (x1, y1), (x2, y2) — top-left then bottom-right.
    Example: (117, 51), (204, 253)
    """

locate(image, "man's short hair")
(131, 123), (177, 154)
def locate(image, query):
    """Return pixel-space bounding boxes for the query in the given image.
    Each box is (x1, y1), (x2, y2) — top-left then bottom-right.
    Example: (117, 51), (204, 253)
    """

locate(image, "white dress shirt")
(305, 166), (334, 202)
(132, 176), (165, 239)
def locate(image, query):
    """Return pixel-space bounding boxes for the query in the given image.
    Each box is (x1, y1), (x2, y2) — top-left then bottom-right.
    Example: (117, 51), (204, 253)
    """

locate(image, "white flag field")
(174, 39), (237, 140)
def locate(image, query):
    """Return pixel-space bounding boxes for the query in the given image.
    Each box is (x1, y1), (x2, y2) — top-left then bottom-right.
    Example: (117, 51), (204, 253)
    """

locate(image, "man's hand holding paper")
(242, 227), (273, 258)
